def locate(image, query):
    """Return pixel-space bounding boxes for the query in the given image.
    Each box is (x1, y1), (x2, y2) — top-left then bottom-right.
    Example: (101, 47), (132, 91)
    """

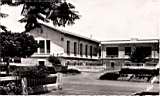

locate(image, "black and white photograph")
(0, 0), (159, 95)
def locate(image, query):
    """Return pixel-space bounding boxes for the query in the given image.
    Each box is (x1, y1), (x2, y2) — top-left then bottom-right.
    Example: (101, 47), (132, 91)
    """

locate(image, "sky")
(1, 0), (160, 41)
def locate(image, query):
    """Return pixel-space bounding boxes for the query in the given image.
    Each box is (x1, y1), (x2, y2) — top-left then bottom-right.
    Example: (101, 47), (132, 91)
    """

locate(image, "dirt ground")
(45, 72), (159, 95)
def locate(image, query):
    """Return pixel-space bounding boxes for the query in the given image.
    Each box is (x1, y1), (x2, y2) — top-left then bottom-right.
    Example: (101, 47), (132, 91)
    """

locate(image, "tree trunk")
(6, 60), (10, 75)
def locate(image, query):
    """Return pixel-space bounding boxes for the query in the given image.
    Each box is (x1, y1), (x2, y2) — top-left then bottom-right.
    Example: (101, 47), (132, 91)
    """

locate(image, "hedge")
(61, 68), (81, 74)
(120, 68), (159, 76)
(99, 72), (120, 80)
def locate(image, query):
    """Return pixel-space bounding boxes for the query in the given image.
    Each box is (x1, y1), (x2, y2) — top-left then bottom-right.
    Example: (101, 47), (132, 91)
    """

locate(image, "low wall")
(68, 65), (106, 72)
(102, 58), (159, 70)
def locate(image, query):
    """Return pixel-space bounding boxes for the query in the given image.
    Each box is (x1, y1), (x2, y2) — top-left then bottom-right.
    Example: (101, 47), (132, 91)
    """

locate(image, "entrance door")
(111, 62), (115, 69)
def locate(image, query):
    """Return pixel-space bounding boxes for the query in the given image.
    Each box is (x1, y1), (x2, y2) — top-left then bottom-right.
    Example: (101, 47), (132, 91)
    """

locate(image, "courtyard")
(45, 72), (159, 95)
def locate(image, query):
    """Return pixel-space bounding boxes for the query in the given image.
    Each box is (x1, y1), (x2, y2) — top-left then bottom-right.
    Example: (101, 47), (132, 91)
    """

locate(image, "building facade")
(20, 24), (100, 67)
(3, 24), (158, 71)
(101, 39), (159, 70)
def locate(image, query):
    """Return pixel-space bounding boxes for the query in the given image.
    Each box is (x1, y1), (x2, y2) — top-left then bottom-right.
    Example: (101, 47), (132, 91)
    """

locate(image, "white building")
(20, 23), (100, 67)
(3, 24), (158, 71)
(101, 38), (159, 69)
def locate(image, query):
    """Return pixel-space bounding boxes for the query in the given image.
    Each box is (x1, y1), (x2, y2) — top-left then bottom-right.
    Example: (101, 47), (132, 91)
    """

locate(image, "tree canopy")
(0, 0), (80, 32)
(0, 32), (38, 58)
(129, 47), (151, 63)
(0, 0), (79, 74)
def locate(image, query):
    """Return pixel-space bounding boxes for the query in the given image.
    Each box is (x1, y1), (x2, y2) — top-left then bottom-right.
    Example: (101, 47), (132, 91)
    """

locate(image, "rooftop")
(41, 23), (100, 43)
(101, 38), (159, 44)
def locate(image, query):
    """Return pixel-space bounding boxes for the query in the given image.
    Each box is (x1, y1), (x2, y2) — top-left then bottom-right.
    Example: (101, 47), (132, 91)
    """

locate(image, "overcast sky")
(1, 0), (160, 41)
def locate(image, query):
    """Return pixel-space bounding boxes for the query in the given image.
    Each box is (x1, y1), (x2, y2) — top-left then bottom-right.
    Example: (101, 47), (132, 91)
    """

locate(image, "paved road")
(45, 72), (159, 95)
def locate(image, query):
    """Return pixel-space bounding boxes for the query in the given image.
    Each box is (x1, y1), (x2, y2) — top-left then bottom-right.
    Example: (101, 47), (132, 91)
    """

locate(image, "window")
(0, 58), (2, 62)
(46, 40), (50, 53)
(35, 40), (38, 53)
(155, 43), (159, 53)
(99, 47), (101, 58)
(90, 46), (93, 58)
(85, 45), (88, 57)
(110, 62), (115, 68)
(136, 47), (152, 57)
(106, 47), (118, 56)
(74, 42), (77, 56)
(61, 37), (64, 41)
(67, 41), (70, 55)
(93, 47), (97, 56)
(66, 61), (70, 66)
(125, 47), (131, 55)
(144, 47), (152, 56)
(80, 43), (83, 57)
(39, 40), (45, 53)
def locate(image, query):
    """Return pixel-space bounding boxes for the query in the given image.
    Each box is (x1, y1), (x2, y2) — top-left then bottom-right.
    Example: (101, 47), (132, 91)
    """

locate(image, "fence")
(0, 73), (62, 95)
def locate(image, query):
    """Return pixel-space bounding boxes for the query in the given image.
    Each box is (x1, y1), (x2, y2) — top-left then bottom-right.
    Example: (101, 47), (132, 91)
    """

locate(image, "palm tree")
(1, 0), (80, 32)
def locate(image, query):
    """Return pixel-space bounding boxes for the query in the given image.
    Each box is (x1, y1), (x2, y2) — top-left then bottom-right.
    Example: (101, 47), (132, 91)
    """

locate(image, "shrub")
(119, 68), (159, 76)
(0, 87), (7, 95)
(128, 47), (151, 63)
(134, 92), (159, 95)
(47, 67), (56, 74)
(48, 55), (61, 65)
(99, 72), (120, 80)
(61, 68), (81, 74)
(13, 65), (49, 79)
(0, 81), (22, 95)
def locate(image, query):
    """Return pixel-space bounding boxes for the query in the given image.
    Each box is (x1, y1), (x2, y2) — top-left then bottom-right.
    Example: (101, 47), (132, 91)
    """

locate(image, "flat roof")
(101, 39), (159, 44)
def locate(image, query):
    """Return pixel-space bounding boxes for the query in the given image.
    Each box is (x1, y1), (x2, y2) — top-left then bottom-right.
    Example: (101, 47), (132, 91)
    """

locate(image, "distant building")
(101, 39), (159, 70)
(20, 24), (100, 67)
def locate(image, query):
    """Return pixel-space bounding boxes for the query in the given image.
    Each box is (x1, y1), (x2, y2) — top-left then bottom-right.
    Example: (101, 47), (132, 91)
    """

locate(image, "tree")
(0, 0), (79, 74)
(1, 0), (80, 32)
(129, 47), (151, 63)
(0, 32), (38, 74)
(48, 55), (61, 65)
